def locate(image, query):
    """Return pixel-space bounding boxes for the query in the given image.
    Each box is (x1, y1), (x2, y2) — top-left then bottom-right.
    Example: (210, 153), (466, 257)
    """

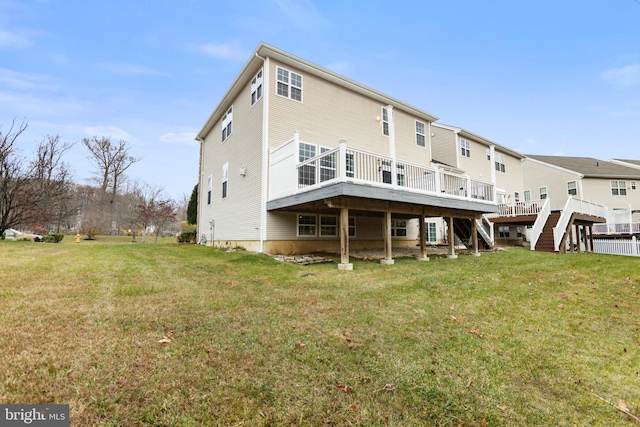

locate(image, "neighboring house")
(196, 43), (498, 268)
(523, 155), (640, 220)
(431, 123), (526, 246)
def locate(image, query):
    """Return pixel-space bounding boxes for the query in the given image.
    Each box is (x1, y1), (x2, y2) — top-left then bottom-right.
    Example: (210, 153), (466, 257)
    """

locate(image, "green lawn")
(1, 239), (639, 426)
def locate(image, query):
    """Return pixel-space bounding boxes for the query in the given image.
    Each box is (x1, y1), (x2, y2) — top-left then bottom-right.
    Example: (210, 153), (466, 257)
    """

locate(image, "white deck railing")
(593, 222), (640, 235)
(530, 198), (551, 250)
(553, 197), (607, 251)
(495, 200), (543, 217)
(270, 137), (496, 204)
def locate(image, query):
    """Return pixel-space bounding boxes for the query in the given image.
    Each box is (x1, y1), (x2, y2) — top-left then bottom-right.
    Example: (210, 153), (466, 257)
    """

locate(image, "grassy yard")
(1, 239), (639, 426)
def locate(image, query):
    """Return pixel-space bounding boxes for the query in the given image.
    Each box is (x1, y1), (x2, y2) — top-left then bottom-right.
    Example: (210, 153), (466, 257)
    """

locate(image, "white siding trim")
(260, 56), (270, 252)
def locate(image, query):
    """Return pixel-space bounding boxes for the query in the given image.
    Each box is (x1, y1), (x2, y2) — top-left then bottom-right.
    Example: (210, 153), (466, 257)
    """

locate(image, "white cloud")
(0, 68), (56, 90)
(159, 131), (199, 146)
(97, 63), (163, 77)
(194, 42), (249, 61)
(272, 0), (330, 30)
(602, 64), (640, 88)
(0, 27), (33, 49)
(83, 125), (139, 143)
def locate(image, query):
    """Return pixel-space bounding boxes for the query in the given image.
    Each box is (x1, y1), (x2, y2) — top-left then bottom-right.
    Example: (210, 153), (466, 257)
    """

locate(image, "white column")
(339, 139), (347, 181)
(387, 105), (397, 187)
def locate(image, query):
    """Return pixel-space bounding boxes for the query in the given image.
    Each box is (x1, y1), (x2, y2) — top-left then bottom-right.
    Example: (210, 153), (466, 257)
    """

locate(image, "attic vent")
(596, 162), (599, 167)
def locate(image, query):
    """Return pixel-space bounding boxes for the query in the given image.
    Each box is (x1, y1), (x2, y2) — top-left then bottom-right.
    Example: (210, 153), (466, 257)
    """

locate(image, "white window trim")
(276, 66), (302, 102)
(251, 69), (263, 106)
(539, 186), (548, 199)
(207, 175), (212, 205)
(390, 219), (408, 238)
(495, 152), (506, 173)
(460, 139), (470, 158)
(567, 180), (577, 196)
(221, 106), (233, 142)
(319, 215), (338, 237)
(381, 107), (389, 136)
(222, 163), (229, 199)
(611, 180), (627, 196)
(415, 120), (426, 147)
(297, 214), (317, 237)
(524, 190), (531, 201)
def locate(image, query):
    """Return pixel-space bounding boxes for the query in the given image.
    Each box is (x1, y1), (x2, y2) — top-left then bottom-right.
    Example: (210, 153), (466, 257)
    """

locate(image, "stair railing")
(553, 196), (608, 252)
(477, 215), (494, 248)
(530, 198), (550, 250)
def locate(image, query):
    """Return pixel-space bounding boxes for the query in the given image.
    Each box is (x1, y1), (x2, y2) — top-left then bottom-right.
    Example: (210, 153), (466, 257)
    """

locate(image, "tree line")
(0, 119), (192, 241)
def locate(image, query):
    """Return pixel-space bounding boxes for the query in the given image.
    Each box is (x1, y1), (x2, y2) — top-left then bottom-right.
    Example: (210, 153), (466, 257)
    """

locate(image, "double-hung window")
(222, 163), (229, 199)
(495, 153), (506, 172)
(297, 215), (317, 236)
(251, 70), (263, 106)
(381, 107), (389, 136)
(567, 180), (577, 196)
(539, 186), (548, 200)
(524, 190), (531, 201)
(415, 121), (426, 147)
(460, 139), (470, 158)
(277, 67), (302, 101)
(207, 175), (212, 205)
(221, 107), (232, 142)
(319, 216), (338, 237)
(391, 219), (407, 237)
(611, 180), (627, 196)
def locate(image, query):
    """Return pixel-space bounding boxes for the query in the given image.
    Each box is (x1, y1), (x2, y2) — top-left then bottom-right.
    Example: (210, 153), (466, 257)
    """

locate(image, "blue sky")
(2, 0), (640, 200)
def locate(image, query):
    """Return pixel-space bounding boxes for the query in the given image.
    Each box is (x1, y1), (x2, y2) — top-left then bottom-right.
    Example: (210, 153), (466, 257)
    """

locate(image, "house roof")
(526, 155), (640, 179)
(196, 43), (439, 140)
(611, 159), (640, 168)
(432, 123), (525, 159)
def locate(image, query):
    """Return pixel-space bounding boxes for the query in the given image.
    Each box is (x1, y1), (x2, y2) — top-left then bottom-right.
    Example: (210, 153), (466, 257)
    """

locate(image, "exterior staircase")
(534, 213), (560, 252)
(452, 218), (492, 249)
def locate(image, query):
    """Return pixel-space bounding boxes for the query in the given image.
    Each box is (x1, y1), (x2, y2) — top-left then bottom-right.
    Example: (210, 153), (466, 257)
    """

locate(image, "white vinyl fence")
(592, 237), (640, 257)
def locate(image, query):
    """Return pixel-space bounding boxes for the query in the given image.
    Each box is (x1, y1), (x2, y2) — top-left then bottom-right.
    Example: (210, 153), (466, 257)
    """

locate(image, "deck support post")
(417, 212), (429, 261)
(447, 217), (458, 259)
(381, 210), (394, 265)
(471, 217), (481, 256)
(338, 207), (353, 270)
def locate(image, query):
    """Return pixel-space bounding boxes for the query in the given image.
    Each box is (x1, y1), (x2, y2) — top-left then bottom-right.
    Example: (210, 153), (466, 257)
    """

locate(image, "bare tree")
(30, 135), (78, 232)
(81, 136), (141, 234)
(0, 119), (31, 234)
(82, 136), (141, 200)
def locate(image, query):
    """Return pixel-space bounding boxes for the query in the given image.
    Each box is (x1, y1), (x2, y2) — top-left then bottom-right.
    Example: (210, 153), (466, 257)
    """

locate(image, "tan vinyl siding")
(458, 137), (489, 179)
(494, 150), (524, 200)
(268, 60), (429, 158)
(581, 177), (639, 212)
(430, 126), (456, 166)
(198, 77), (264, 241)
(266, 212), (417, 242)
(522, 159), (580, 210)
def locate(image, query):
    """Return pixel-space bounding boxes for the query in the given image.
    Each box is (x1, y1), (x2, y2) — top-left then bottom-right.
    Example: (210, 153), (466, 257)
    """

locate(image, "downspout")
(256, 51), (269, 253)
(387, 105), (396, 186)
(195, 135), (204, 243)
(489, 145), (497, 202)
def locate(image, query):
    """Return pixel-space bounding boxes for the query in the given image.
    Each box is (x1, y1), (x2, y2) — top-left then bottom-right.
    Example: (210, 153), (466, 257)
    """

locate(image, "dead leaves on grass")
(158, 335), (173, 345)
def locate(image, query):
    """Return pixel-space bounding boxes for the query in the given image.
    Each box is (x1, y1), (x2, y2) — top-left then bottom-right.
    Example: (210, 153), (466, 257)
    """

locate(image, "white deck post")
(339, 139), (347, 181)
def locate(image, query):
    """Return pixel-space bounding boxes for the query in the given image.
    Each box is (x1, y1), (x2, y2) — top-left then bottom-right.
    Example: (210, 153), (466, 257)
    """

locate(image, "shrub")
(179, 221), (196, 233)
(177, 231), (196, 243)
(44, 233), (64, 243)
